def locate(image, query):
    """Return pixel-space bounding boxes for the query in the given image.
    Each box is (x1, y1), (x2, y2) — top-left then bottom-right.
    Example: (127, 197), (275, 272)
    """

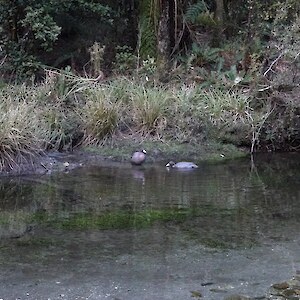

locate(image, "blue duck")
(166, 161), (198, 169)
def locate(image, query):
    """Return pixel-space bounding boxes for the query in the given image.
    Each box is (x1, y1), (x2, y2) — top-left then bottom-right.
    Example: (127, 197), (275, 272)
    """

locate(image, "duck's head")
(165, 161), (175, 167)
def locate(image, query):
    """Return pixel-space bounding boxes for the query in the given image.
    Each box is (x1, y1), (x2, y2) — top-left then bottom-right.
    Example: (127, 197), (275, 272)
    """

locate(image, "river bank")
(1, 78), (299, 177)
(0, 140), (248, 176)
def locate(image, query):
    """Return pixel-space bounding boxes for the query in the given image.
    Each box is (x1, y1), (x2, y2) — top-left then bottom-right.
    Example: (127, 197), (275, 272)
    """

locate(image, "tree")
(0, 0), (110, 80)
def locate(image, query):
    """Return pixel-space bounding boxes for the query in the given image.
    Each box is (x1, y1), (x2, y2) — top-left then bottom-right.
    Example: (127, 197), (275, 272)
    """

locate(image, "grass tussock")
(129, 85), (173, 136)
(79, 87), (120, 145)
(0, 89), (49, 170)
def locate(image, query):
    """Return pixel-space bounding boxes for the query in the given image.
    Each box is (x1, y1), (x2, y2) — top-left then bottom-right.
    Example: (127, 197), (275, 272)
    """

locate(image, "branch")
(0, 55), (7, 67)
(263, 50), (286, 77)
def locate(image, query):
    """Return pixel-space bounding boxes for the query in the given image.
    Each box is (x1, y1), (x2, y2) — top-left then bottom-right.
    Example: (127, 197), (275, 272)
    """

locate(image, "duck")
(131, 149), (147, 166)
(166, 161), (198, 169)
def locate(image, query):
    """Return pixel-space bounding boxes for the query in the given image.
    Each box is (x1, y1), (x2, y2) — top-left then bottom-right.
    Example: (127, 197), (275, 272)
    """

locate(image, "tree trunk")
(157, 0), (171, 66)
(215, 0), (224, 24)
(157, 0), (177, 78)
(213, 0), (225, 46)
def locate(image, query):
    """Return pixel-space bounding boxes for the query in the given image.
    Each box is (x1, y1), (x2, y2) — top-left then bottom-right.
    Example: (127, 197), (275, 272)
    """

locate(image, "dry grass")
(195, 88), (273, 151)
(0, 89), (49, 170)
(129, 85), (173, 136)
(79, 87), (120, 145)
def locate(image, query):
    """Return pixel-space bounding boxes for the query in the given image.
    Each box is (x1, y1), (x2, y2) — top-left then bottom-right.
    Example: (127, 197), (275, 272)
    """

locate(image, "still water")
(0, 153), (299, 300)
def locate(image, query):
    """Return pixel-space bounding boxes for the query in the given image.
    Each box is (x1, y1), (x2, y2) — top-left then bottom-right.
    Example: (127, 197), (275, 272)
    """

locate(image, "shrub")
(113, 46), (137, 75)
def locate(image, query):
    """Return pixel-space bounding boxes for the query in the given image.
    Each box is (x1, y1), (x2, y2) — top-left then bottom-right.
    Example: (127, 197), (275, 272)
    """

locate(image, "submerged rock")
(224, 295), (251, 300)
(267, 276), (300, 299)
(220, 275), (300, 300)
(190, 290), (202, 298)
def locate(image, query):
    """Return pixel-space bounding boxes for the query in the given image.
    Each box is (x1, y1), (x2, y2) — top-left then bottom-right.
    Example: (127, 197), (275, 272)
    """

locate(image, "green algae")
(33, 209), (194, 230)
(31, 205), (236, 230)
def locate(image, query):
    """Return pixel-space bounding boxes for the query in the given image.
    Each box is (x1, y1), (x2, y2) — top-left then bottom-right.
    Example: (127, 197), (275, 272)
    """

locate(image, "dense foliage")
(0, 0), (129, 79)
(0, 0), (299, 80)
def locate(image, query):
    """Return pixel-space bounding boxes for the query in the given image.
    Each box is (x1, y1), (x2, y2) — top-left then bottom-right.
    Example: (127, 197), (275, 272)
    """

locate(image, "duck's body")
(166, 161), (198, 169)
(131, 149), (147, 166)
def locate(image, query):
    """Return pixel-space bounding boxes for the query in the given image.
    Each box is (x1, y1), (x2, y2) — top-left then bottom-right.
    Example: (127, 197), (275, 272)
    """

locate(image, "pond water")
(0, 153), (300, 300)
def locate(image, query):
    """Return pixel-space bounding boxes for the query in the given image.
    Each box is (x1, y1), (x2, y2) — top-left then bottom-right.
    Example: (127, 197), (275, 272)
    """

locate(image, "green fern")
(139, 19), (157, 59)
(185, 0), (209, 24)
(138, 0), (159, 59)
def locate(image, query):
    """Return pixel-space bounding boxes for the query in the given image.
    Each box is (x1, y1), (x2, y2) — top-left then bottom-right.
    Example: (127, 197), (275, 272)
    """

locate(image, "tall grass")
(169, 84), (206, 143)
(79, 86), (120, 145)
(0, 88), (49, 170)
(0, 72), (278, 170)
(195, 89), (273, 151)
(129, 85), (173, 136)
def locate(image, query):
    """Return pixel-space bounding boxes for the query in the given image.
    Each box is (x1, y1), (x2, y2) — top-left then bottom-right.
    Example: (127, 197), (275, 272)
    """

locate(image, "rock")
(190, 290), (202, 298)
(272, 282), (290, 290)
(223, 294), (251, 300)
(267, 276), (300, 299)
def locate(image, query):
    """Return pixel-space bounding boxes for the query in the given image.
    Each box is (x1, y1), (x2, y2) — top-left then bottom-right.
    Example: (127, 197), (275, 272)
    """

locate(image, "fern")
(138, 0), (160, 60)
(185, 0), (209, 24)
(138, 18), (157, 59)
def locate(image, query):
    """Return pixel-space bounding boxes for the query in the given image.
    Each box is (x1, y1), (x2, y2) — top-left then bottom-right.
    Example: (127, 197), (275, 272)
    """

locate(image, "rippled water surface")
(0, 153), (299, 299)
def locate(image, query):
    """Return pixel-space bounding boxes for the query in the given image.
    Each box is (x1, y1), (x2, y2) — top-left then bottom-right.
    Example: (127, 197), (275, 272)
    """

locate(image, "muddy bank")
(0, 140), (249, 177)
(0, 150), (116, 177)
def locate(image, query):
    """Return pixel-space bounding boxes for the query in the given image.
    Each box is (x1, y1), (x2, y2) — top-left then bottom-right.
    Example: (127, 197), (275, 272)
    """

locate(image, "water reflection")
(131, 168), (146, 185)
(0, 154), (299, 243)
(0, 154), (299, 299)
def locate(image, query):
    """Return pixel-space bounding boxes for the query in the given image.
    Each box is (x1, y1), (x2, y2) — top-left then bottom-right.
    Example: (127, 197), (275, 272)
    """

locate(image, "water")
(0, 153), (300, 300)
